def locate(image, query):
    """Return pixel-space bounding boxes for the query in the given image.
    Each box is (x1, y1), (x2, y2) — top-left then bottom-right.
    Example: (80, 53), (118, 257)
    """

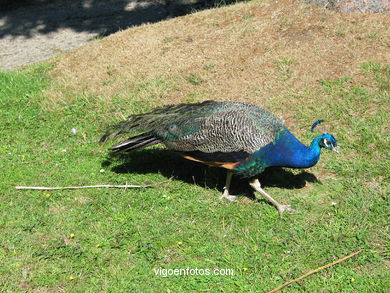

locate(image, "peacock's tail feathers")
(100, 102), (213, 143)
(107, 132), (161, 154)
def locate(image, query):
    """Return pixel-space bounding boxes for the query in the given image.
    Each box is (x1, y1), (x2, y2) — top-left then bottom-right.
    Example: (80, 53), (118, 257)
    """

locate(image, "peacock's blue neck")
(308, 135), (323, 160)
(235, 129), (322, 177)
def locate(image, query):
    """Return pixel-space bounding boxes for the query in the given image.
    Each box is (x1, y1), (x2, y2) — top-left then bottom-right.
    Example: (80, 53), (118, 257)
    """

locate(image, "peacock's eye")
(323, 139), (330, 147)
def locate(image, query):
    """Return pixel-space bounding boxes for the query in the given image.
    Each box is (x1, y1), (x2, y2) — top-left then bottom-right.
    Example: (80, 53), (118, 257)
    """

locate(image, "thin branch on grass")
(268, 249), (364, 293)
(15, 179), (171, 191)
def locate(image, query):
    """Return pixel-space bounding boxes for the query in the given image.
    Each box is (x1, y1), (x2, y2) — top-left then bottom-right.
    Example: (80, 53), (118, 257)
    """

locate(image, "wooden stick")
(16, 185), (150, 190)
(268, 249), (363, 293)
(15, 179), (170, 191)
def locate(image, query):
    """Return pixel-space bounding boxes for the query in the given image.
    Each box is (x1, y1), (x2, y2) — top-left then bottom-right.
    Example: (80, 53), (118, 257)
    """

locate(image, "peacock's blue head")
(310, 120), (339, 153)
(318, 133), (339, 153)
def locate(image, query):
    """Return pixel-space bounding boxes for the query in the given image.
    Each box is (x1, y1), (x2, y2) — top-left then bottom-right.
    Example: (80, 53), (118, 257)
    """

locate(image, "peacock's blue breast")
(234, 129), (320, 177)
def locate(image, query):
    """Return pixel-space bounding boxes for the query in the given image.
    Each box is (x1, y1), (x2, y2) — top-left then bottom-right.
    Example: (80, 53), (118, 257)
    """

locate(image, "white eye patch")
(324, 139), (330, 147)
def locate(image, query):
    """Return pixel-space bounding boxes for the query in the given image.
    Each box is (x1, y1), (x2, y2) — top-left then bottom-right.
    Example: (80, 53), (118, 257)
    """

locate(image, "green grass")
(0, 62), (389, 292)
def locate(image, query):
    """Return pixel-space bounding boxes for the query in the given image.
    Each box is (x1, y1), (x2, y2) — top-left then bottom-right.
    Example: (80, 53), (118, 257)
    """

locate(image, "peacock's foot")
(249, 178), (299, 217)
(276, 204), (299, 217)
(220, 189), (237, 201)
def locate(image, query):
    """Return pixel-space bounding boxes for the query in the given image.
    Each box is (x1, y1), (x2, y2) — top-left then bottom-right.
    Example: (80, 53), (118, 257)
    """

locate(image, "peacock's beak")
(332, 145), (340, 153)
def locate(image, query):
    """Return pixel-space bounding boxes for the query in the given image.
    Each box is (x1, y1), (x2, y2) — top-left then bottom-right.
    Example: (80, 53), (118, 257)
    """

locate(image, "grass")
(1, 0), (389, 291)
(1, 60), (389, 292)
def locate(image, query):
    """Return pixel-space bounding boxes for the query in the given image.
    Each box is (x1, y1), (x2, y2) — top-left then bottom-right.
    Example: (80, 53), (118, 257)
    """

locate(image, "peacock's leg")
(249, 178), (298, 216)
(219, 171), (237, 201)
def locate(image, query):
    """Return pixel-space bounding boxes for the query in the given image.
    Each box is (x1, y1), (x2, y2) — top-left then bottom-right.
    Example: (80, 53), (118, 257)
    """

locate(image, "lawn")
(1, 60), (388, 292)
(1, 0), (389, 291)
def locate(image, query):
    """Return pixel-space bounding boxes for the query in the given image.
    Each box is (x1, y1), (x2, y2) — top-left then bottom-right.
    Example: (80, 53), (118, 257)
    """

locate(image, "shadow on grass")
(102, 148), (320, 200)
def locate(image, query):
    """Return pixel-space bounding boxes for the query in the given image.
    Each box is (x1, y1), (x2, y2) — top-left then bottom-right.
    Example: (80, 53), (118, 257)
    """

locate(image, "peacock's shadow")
(102, 148), (321, 198)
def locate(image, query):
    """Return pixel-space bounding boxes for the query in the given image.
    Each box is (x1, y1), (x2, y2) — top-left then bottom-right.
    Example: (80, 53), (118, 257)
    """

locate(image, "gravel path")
(0, 0), (388, 71)
(0, 0), (207, 70)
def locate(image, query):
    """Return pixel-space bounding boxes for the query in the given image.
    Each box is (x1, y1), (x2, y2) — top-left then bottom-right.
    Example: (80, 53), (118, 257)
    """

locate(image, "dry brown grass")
(47, 0), (390, 120)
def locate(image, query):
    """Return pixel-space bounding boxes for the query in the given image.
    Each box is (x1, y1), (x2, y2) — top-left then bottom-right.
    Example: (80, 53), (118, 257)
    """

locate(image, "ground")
(0, 0), (237, 70)
(1, 0), (389, 70)
(0, 0), (389, 291)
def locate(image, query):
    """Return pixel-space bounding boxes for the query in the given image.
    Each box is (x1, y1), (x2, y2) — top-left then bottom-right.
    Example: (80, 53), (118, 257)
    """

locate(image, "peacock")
(100, 101), (339, 216)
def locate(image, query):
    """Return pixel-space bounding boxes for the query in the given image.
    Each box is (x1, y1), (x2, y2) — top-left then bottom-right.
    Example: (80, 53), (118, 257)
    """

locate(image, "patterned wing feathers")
(101, 101), (286, 156)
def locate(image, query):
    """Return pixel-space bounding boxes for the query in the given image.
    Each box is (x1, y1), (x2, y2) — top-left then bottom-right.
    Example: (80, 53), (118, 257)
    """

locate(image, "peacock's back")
(102, 101), (287, 157)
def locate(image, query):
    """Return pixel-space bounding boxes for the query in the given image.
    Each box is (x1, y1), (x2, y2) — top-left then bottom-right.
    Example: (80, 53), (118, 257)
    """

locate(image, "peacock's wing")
(101, 101), (286, 163)
(155, 102), (286, 154)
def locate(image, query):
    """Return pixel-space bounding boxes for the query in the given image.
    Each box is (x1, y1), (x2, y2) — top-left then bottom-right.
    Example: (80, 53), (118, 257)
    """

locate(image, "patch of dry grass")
(47, 0), (389, 116)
